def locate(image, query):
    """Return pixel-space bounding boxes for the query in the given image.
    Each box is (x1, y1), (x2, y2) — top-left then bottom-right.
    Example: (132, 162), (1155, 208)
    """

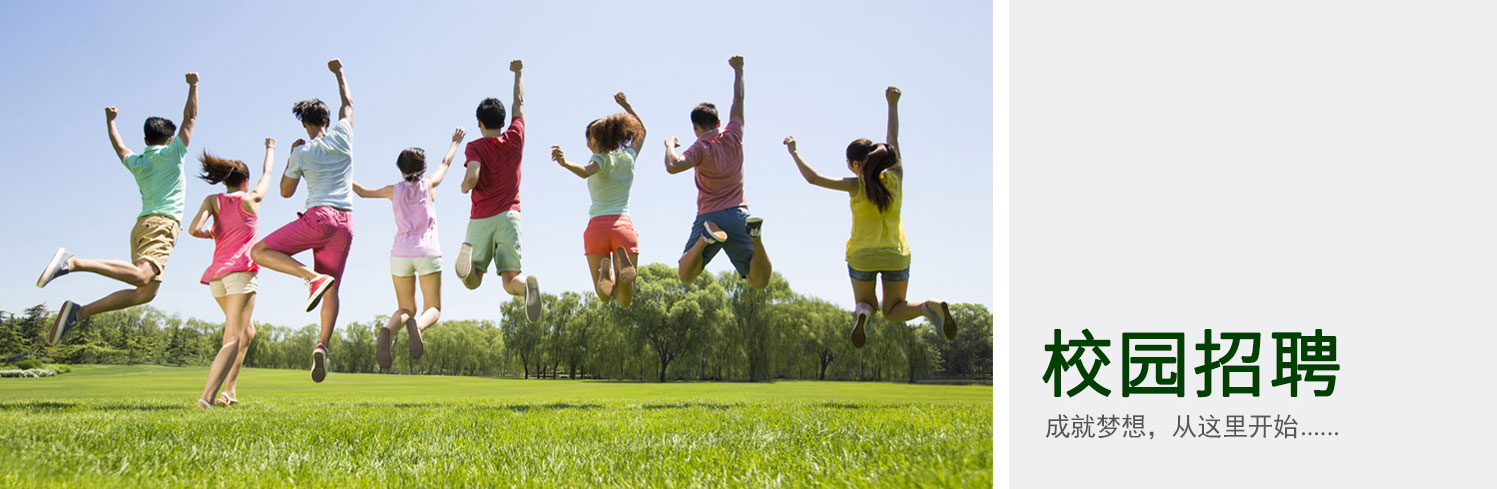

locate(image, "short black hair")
(143, 117), (176, 145)
(690, 103), (719, 129)
(292, 99), (330, 127)
(476, 98), (507, 130)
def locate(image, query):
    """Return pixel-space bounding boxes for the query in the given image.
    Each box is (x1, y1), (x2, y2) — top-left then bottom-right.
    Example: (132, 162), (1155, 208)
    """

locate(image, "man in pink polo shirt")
(663, 55), (774, 289)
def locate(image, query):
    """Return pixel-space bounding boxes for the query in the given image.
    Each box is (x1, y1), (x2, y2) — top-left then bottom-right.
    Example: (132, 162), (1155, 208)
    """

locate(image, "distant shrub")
(45, 364), (71, 374)
(15, 359), (43, 370)
(0, 368), (56, 378)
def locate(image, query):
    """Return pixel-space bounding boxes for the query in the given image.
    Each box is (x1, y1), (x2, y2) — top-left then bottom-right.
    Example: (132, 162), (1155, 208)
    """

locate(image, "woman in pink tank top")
(184, 138), (276, 409)
(352, 127), (464, 370)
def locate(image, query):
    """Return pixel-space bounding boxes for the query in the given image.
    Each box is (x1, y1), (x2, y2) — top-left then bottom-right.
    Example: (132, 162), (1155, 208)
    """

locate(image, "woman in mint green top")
(551, 92), (647, 307)
(782, 86), (957, 349)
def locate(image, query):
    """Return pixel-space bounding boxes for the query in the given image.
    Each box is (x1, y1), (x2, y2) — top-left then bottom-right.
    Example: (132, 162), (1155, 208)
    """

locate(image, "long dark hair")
(198, 152), (249, 189)
(588, 113), (644, 152)
(396, 147), (426, 182)
(846, 139), (899, 212)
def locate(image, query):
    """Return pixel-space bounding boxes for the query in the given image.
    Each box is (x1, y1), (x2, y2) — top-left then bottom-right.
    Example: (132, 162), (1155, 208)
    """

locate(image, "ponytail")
(396, 147), (426, 182)
(858, 143), (899, 213)
(197, 151), (249, 188)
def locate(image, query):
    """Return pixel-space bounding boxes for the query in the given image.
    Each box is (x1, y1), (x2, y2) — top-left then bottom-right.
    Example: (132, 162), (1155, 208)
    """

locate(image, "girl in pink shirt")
(184, 138), (276, 408)
(353, 127), (464, 370)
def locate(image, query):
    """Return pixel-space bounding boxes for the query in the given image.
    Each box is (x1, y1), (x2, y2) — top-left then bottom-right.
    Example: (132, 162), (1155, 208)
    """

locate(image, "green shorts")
(465, 210), (523, 274)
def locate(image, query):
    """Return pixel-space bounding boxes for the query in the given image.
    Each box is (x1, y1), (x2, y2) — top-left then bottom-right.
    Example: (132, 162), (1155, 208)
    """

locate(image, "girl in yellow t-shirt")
(782, 86), (956, 348)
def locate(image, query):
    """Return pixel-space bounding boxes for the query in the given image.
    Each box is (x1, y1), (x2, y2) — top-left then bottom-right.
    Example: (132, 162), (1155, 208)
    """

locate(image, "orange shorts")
(583, 214), (639, 256)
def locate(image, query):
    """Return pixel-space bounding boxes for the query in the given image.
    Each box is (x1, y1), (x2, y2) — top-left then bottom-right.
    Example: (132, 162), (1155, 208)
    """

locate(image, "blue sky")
(0, 0), (993, 328)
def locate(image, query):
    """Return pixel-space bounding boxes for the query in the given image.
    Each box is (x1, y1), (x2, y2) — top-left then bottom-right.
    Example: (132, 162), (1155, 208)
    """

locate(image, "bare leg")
(318, 284), (340, 345)
(851, 277), (880, 347)
(250, 242), (319, 281)
(614, 252), (640, 307)
(587, 254), (613, 301)
(678, 238), (710, 283)
(68, 257), (156, 286)
(221, 295), (256, 399)
(879, 279), (930, 322)
(392, 275), (418, 332)
(415, 272), (442, 330)
(461, 269), (484, 290)
(199, 295), (245, 405)
(747, 235), (773, 289)
(79, 281), (160, 320)
(499, 270), (527, 296)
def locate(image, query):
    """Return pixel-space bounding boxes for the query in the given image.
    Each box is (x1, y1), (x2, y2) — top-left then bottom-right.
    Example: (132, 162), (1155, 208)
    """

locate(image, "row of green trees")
(0, 264), (992, 382)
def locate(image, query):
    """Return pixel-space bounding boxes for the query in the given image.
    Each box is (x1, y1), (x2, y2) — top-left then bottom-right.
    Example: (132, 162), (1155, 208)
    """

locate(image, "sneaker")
(376, 326), (393, 370)
(596, 254), (615, 297)
(615, 246), (636, 283)
(37, 248), (73, 288)
(745, 217), (765, 238)
(48, 301), (79, 345)
(455, 242), (474, 281)
(311, 344), (328, 383)
(304, 275), (335, 312)
(850, 303), (872, 349)
(525, 275), (542, 322)
(922, 302), (945, 336)
(406, 315), (424, 360)
(701, 221), (727, 244)
(937, 301), (958, 340)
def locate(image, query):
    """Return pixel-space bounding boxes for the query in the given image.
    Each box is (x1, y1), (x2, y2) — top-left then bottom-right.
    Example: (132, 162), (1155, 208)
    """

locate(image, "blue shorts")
(682, 206), (755, 277)
(848, 264), (910, 282)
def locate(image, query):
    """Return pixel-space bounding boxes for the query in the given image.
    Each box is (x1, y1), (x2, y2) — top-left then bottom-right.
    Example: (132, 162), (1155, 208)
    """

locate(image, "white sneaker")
(455, 243), (474, 281)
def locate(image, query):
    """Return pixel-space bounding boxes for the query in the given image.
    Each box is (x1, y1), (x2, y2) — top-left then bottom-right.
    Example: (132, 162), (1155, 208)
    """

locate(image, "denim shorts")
(682, 206), (755, 277)
(848, 264), (911, 282)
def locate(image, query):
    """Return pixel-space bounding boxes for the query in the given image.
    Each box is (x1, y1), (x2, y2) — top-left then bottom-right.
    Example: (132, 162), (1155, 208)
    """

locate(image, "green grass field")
(0, 365), (992, 488)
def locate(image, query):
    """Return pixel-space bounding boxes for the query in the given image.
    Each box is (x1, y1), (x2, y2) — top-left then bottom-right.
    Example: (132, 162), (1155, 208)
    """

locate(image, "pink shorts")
(260, 206), (354, 281)
(583, 214), (639, 256)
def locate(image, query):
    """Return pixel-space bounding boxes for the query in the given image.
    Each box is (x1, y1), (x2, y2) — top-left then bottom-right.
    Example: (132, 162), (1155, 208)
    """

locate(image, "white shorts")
(209, 271), (258, 298)
(391, 255), (442, 277)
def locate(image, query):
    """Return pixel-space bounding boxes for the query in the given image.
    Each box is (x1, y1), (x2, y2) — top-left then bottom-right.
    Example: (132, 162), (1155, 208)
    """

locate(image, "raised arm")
(279, 139), (305, 198)
(663, 137), (694, 174)
(351, 181), (393, 199)
(728, 55), (744, 122)
(178, 73), (199, 146)
(104, 107), (133, 160)
(616, 92), (647, 156)
(510, 59), (524, 121)
(329, 59), (352, 123)
(187, 195), (215, 239)
(248, 138), (276, 203)
(784, 136), (857, 192)
(551, 146), (598, 179)
(885, 86), (902, 175)
(428, 127), (465, 189)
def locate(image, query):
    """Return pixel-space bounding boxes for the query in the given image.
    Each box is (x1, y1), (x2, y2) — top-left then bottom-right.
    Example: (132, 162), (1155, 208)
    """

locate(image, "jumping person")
(549, 92), (646, 306)
(663, 55), (773, 289)
(249, 58), (354, 383)
(38, 73), (200, 345)
(185, 138), (275, 407)
(352, 127), (465, 370)
(455, 59), (542, 321)
(781, 86), (957, 348)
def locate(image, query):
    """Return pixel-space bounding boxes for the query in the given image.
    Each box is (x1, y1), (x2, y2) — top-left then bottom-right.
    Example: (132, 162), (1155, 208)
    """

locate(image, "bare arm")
(104, 107), (133, 160)
(551, 146), (598, 179)
(886, 86), (902, 176)
(178, 73), (199, 146)
(664, 137), (694, 174)
(460, 161), (481, 194)
(352, 181), (393, 199)
(280, 139), (305, 198)
(248, 138), (276, 203)
(616, 92), (647, 156)
(428, 127), (466, 189)
(728, 55), (744, 122)
(784, 137), (857, 192)
(510, 59), (524, 120)
(329, 59), (352, 123)
(187, 195), (215, 239)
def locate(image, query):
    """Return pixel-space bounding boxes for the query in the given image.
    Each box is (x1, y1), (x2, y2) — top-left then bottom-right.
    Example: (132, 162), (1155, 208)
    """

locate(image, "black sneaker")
(311, 344), (328, 383)
(850, 303), (872, 349)
(376, 327), (393, 370)
(48, 301), (79, 345)
(37, 248), (74, 288)
(745, 217), (765, 238)
(701, 221), (727, 244)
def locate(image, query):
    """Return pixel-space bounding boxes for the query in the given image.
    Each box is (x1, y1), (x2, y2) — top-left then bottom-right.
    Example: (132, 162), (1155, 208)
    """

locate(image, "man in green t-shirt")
(37, 72), (200, 346)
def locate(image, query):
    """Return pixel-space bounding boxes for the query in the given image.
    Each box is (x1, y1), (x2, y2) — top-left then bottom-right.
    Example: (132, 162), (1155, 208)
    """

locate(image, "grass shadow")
(638, 402), (734, 411)
(0, 401), (186, 412)
(492, 402), (605, 412)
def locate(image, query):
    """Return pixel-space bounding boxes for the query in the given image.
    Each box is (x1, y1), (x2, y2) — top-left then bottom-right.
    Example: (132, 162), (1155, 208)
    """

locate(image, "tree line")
(0, 264), (992, 382)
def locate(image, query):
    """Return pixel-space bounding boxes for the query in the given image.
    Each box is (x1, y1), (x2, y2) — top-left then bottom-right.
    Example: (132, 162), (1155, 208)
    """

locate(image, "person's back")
(847, 171), (910, 271)
(391, 179), (440, 258)
(202, 192), (259, 284)
(123, 137), (189, 221)
(465, 117), (525, 218)
(587, 148), (636, 217)
(287, 118), (354, 210)
(685, 116), (745, 215)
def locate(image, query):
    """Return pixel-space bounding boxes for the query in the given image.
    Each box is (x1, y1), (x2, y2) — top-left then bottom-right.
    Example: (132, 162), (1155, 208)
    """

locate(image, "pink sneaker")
(304, 275), (335, 312)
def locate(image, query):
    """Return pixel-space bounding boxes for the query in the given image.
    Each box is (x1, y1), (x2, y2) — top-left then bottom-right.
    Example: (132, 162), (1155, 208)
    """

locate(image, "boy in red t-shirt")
(455, 59), (542, 322)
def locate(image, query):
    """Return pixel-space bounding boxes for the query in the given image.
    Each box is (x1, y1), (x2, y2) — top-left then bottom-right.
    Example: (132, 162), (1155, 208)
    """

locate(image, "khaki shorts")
(209, 271), (259, 298)
(130, 214), (180, 282)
